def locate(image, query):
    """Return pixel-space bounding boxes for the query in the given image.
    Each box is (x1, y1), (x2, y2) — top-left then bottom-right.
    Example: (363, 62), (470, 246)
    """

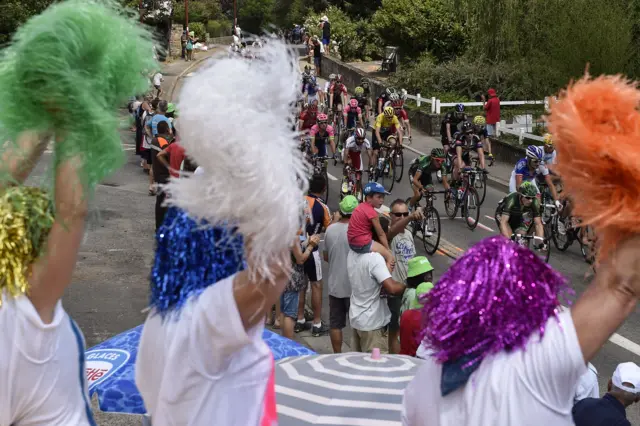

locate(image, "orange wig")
(547, 74), (640, 262)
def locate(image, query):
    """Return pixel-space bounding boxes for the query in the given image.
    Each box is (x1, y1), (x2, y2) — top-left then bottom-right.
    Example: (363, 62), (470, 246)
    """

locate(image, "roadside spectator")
(296, 174), (331, 336)
(400, 256), (434, 316)
(152, 71), (163, 98)
(386, 199), (423, 353)
(281, 235), (320, 340)
(324, 195), (358, 353)
(482, 88), (500, 138)
(319, 16), (331, 55)
(400, 279), (433, 357)
(150, 100), (170, 137)
(348, 215), (405, 353)
(135, 95), (152, 161)
(313, 37), (323, 77)
(186, 31), (195, 61)
(575, 363), (600, 403)
(141, 98), (157, 178)
(150, 120), (173, 229)
(573, 362), (640, 426)
(181, 30), (187, 59)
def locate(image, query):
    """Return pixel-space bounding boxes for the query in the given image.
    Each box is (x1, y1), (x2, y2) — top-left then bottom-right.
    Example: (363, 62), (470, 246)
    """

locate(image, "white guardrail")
(404, 93), (550, 116)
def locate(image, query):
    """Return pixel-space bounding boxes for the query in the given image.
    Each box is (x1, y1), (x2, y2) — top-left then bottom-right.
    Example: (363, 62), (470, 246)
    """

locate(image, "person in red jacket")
(481, 88), (500, 163)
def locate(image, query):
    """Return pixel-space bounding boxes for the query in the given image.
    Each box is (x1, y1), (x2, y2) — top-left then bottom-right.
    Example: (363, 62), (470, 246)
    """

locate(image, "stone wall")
(169, 24), (184, 59)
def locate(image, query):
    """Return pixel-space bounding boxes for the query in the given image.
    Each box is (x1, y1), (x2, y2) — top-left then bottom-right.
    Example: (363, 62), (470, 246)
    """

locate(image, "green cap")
(339, 195), (358, 215)
(167, 103), (176, 114)
(410, 282), (434, 309)
(407, 256), (433, 278)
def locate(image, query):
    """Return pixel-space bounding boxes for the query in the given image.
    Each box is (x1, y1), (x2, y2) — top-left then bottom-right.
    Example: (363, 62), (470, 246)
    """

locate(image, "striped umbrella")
(276, 353), (423, 425)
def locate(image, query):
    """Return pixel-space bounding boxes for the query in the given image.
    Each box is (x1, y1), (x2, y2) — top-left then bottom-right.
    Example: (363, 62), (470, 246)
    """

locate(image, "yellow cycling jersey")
(375, 113), (400, 131)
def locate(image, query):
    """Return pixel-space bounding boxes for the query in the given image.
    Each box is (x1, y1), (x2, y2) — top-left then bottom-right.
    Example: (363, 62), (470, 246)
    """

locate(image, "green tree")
(0, 0), (56, 44)
(371, 0), (467, 62)
(173, 0), (222, 24)
(237, 0), (275, 33)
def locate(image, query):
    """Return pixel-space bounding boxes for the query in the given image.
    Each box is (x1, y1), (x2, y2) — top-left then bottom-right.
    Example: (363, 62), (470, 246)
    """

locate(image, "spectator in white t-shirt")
(152, 71), (163, 98)
(348, 215), (405, 353)
(574, 363), (599, 403)
(324, 195), (357, 353)
(1, 133), (94, 425)
(402, 235), (640, 426)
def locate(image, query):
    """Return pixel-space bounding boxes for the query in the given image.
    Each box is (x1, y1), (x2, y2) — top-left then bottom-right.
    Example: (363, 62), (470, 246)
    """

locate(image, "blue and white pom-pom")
(163, 37), (307, 283)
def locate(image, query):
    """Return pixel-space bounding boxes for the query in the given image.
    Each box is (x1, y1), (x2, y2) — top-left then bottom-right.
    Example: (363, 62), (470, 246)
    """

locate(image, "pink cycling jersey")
(309, 124), (335, 137)
(343, 105), (362, 115)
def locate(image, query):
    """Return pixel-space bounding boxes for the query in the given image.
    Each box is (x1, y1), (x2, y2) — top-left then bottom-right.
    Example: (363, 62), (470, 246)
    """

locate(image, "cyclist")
(509, 145), (561, 209)
(408, 148), (448, 211)
(342, 98), (364, 136)
(393, 99), (411, 141)
(298, 101), (318, 133)
(342, 128), (373, 193)
(303, 75), (319, 105)
(542, 133), (557, 166)
(440, 104), (468, 155)
(374, 106), (403, 166)
(360, 78), (373, 117)
(453, 121), (486, 173)
(328, 74), (348, 124)
(301, 65), (312, 93)
(472, 115), (494, 163)
(376, 87), (398, 115)
(309, 113), (336, 158)
(496, 181), (545, 248)
(320, 73), (336, 111)
(352, 86), (368, 111)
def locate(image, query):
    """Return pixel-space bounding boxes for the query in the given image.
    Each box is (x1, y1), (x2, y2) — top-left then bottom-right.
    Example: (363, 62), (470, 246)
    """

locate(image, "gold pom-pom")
(0, 187), (54, 306)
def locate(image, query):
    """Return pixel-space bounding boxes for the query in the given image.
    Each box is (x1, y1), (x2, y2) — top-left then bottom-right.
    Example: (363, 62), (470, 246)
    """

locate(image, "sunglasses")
(392, 212), (410, 217)
(318, 121), (328, 125)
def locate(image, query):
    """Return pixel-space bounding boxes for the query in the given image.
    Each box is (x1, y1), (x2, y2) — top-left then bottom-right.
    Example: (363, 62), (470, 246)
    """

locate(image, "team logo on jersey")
(85, 349), (131, 390)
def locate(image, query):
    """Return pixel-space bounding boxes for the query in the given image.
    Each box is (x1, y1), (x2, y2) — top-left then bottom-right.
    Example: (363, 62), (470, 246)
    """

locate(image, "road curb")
(166, 52), (216, 102)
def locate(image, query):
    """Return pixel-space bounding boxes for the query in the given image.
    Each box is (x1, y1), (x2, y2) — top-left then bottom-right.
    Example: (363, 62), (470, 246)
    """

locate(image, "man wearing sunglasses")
(497, 181), (545, 246)
(408, 148), (448, 211)
(509, 145), (561, 211)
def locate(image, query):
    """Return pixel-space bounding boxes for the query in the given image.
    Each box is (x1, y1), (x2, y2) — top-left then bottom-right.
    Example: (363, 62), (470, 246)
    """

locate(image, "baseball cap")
(363, 182), (390, 196)
(410, 282), (434, 309)
(407, 256), (434, 278)
(613, 362), (640, 393)
(339, 195), (358, 215)
(167, 103), (176, 114)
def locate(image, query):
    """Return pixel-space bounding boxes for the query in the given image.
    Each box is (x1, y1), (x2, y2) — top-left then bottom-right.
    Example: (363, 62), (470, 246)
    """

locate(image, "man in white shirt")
(1, 132), (94, 425)
(348, 215), (405, 353)
(152, 71), (163, 98)
(402, 235), (640, 426)
(324, 195), (357, 353)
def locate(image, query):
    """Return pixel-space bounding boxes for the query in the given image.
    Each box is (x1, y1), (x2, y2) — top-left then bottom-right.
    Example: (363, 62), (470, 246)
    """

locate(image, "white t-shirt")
(348, 251), (392, 332)
(574, 362), (599, 403)
(0, 293), (94, 426)
(325, 222), (351, 298)
(136, 274), (272, 426)
(153, 73), (163, 86)
(402, 310), (586, 426)
(390, 229), (416, 284)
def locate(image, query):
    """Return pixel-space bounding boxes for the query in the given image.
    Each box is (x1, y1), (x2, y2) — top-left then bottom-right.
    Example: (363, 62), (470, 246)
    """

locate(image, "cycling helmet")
(392, 100), (403, 108)
(525, 145), (544, 161)
(543, 133), (553, 146)
(303, 65), (311, 75)
(386, 87), (397, 96)
(360, 77), (368, 84)
(317, 113), (328, 122)
(354, 86), (365, 96)
(430, 148), (446, 159)
(329, 73), (336, 81)
(400, 89), (408, 101)
(355, 128), (366, 139)
(336, 74), (344, 83)
(383, 106), (394, 118)
(472, 115), (486, 125)
(518, 181), (538, 198)
(302, 102), (309, 110)
(349, 99), (359, 108)
(455, 103), (465, 113)
(461, 121), (473, 133)
(388, 92), (400, 102)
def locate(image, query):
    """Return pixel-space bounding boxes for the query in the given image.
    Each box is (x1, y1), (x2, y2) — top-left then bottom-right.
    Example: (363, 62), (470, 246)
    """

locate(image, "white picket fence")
(496, 120), (546, 144)
(404, 93), (550, 115)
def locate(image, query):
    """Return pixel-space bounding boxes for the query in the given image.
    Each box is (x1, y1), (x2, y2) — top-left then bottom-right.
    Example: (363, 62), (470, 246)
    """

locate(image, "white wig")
(164, 38), (307, 282)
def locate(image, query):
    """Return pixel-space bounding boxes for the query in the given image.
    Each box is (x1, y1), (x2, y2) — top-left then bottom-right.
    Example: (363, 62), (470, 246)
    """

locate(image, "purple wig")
(420, 236), (573, 366)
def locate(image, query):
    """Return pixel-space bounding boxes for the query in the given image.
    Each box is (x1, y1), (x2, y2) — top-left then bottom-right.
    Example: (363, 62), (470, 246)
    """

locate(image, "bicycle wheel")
(322, 170), (330, 204)
(526, 222), (551, 263)
(394, 148), (404, 183)
(422, 207), (441, 255)
(376, 157), (395, 192)
(355, 176), (363, 202)
(476, 172), (487, 205)
(551, 216), (573, 251)
(444, 188), (458, 219)
(462, 187), (480, 230)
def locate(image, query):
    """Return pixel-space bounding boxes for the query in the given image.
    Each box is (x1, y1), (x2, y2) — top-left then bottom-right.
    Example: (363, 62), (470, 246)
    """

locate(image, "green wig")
(0, 0), (158, 189)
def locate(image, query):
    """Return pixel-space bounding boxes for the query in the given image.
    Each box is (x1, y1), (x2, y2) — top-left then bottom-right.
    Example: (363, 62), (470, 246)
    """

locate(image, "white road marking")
(455, 217), (495, 233)
(326, 172), (338, 181)
(485, 215), (495, 221)
(609, 333), (640, 357)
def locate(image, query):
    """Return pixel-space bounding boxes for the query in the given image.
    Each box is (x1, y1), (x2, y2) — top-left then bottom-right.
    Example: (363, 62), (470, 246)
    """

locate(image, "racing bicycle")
(405, 189), (444, 255)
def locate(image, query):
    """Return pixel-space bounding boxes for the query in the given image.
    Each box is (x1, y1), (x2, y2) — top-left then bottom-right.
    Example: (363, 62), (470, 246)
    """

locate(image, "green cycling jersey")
(498, 192), (541, 232)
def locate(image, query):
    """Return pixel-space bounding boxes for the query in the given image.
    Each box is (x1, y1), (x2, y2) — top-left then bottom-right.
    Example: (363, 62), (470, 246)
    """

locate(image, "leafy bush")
(303, 6), (382, 62)
(173, 0), (222, 25)
(372, 0), (467, 62)
(189, 22), (207, 41)
(207, 19), (233, 38)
